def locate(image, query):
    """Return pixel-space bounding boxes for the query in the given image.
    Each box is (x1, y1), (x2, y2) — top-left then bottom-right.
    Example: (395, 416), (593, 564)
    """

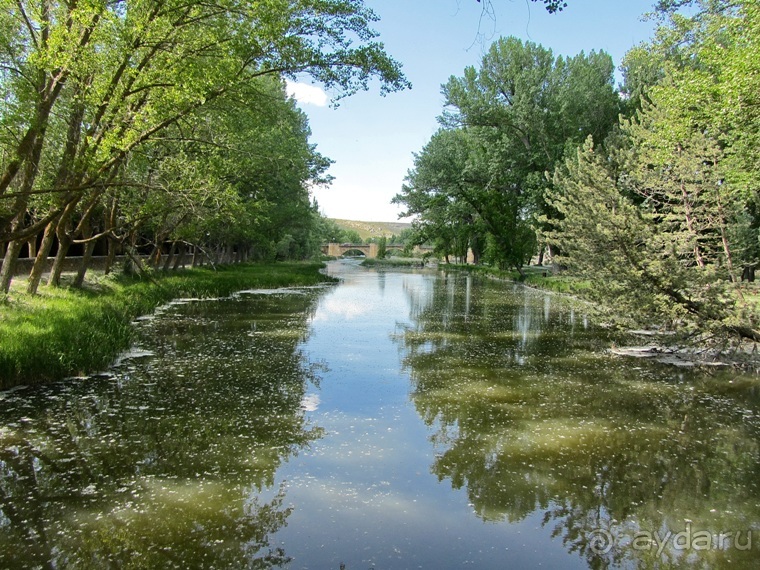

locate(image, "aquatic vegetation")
(0, 286), (326, 567)
(398, 270), (760, 568)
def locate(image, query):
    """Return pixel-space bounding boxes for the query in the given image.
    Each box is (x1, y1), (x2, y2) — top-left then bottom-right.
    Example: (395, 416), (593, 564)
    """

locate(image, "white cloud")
(285, 80), (328, 107)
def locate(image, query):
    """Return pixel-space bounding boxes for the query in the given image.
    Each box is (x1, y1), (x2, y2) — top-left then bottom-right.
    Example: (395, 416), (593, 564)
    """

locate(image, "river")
(1, 260), (758, 569)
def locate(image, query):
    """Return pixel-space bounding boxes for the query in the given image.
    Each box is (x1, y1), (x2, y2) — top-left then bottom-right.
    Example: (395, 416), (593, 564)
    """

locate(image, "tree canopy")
(0, 0), (409, 293)
(395, 36), (619, 272)
(401, 0), (759, 346)
(545, 0), (759, 343)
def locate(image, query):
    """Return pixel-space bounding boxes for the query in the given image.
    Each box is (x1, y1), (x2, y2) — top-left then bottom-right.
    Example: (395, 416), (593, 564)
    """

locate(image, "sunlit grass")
(743, 286), (759, 312)
(522, 273), (590, 293)
(0, 263), (334, 388)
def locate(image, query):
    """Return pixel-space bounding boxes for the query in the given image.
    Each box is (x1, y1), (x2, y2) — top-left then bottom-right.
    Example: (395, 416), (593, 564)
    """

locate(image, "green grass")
(361, 257), (426, 268)
(439, 263), (520, 280)
(743, 286), (760, 314)
(0, 262), (334, 389)
(522, 273), (591, 294)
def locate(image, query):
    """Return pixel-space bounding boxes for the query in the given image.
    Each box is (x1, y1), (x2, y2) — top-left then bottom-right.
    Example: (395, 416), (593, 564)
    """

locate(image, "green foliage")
(396, 37), (619, 272)
(546, 135), (758, 342)
(0, 0), (409, 293)
(361, 257), (425, 268)
(376, 235), (387, 259)
(342, 230), (363, 244)
(541, 0), (760, 345)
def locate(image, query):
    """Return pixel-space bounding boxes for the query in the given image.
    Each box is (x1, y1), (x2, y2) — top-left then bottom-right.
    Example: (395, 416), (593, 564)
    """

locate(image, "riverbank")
(438, 263), (590, 294)
(0, 262), (334, 389)
(361, 257), (427, 268)
(438, 263), (760, 370)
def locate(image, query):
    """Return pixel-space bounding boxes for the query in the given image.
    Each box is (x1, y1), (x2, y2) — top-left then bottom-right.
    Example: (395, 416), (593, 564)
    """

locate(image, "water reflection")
(0, 288), (329, 568)
(398, 271), (760, 568)
(3, 264), (759, 569)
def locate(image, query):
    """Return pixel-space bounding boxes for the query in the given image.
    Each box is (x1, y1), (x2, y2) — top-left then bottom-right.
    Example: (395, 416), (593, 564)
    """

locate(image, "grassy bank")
(0, 262), (334, 389)
(361, 257), (427, 268)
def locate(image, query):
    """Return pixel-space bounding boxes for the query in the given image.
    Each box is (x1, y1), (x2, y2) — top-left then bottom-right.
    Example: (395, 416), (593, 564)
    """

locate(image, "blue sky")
(288, 0), (659, 223)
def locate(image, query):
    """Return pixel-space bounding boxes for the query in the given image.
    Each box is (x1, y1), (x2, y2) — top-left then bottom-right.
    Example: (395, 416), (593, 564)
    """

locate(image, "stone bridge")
(321, 242), (405, 258)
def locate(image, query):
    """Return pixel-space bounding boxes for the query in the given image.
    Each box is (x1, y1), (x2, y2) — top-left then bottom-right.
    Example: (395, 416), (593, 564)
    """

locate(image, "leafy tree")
(342, 230), (363, 244)
(394, 129), (486, 264)
(318, 217), (347, 243)
(376, 235), (387, 259)
(0, 0), (410, 293)
(619, 44), (666, 116)
(546, 134), (758, 343)
(397, 37), (619, 272)
(543, 0), (760, 344)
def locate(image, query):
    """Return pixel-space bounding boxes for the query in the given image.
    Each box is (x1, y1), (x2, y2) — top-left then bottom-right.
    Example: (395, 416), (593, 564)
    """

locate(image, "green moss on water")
(0, 263), (334, 388)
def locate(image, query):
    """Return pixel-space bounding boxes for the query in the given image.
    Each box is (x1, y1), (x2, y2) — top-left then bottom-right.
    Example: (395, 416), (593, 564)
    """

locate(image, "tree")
(375, 236), (387, 259)
(546, 134), (758, 343)
(396, 37), (619, 273)
(543, 0), (760, 344)
(0, 0), (410, 293)
(394, 129), (486, 265)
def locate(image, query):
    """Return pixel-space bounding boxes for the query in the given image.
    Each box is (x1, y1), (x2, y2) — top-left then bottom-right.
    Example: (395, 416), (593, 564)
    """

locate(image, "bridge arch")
(341, 248), (367, 257)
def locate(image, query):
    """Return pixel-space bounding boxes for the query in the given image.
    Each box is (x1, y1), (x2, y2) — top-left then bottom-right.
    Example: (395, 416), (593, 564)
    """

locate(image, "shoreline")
(0, 262), (335, 389)
(435, 263), (760, 372)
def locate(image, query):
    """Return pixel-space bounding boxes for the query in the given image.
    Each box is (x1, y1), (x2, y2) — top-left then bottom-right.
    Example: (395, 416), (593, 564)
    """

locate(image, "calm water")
(1, 260), (759, 569)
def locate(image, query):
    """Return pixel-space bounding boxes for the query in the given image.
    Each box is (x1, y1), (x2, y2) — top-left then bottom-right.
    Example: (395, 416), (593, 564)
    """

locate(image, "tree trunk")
(27, 220), (58, 295)
(73, 218), (96, 288)
(172, 243), (186, 270)
(162, 241), (176, 271)
(0, 239), (24, 294)
(73, 240), (96, 288)
(48, 233), (72, 288)
(47, 200), (79, 287)
(102, 196), (118, 275)
(27, 237), (37, 258)
(104, 237), (117, 275)
(149, 245), (161, 269)
(0, 102), (49, 292)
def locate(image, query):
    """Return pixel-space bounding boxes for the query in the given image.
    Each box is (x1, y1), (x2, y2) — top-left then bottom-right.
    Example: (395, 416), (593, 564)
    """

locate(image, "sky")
(287, 0), (660, 223)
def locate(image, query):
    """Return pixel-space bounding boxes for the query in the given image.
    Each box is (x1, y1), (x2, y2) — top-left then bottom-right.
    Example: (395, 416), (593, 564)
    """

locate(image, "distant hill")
(330, 218), (411, 241)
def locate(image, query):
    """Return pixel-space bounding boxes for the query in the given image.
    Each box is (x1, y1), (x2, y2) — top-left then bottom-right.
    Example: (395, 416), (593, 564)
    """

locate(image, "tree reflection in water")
(397, 271), (760, 569)
(0, 289), (327, 568)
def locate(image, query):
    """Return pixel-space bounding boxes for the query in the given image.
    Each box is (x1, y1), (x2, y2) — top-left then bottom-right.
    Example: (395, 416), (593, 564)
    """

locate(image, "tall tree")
(544, 0), (760, 344)
(397, 37), (619, 272)
(0, 0), (409, 293)
(394, 129), (486, 265)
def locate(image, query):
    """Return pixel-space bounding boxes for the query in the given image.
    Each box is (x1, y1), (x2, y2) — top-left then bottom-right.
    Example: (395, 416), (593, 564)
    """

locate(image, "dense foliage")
(0, 0), (408, 294)
(398, 0), (759, 344)
(394, 37), (619, 272)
